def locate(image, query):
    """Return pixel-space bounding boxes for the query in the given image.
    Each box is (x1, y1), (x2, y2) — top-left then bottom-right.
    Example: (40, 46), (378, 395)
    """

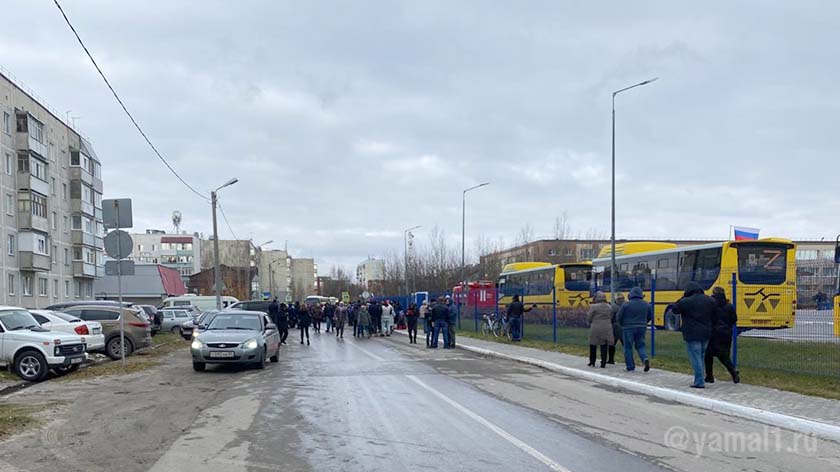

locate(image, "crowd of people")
(264, 296), (461, 349)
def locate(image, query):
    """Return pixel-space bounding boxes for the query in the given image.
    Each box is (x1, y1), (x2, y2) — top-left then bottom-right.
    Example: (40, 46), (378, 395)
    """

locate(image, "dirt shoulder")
(0, 343), (254, 472)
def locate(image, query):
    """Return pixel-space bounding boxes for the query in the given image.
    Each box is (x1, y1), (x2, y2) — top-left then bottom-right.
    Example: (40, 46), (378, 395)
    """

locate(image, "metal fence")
(445, 266), (840, 380)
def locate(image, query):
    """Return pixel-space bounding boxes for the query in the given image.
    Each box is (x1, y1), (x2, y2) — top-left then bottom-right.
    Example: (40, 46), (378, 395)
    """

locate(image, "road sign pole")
(116, 201), (125, 366)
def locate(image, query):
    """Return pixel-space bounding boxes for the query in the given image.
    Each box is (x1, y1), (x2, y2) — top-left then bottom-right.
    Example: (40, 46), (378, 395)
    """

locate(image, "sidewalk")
(400, 330), (840, 443)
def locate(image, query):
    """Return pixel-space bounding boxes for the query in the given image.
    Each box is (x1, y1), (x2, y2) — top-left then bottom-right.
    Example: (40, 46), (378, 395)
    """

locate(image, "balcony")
(94, 207), (103, 221)
(16, 173), (50, 196)
(17, 212), (49, 233)
(73, 261), (97, 278)
(69, 167), (94, 186)
(94, 236), (104, 250)
(14, 133), (48, 159)
(70, 198), (95, 217)
(93, 176), (103, 193)
(19, 252), (50, 272)
(96, 266), (105, 278)
(71, 230), (96, 247)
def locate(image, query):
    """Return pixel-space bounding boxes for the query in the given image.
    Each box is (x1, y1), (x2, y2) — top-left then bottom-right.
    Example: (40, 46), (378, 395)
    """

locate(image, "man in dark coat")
(706, 287), (739, 384)
(429, 297), (450, 348)
(673, 282), (717, 388)
(368, 301), (383, 335)
(276, 303), (289, 345)
(617, 287), (652, 372)
(506, 294), (535, 342)
(268, 298), (280, 325)
(445, 296), (458, 348)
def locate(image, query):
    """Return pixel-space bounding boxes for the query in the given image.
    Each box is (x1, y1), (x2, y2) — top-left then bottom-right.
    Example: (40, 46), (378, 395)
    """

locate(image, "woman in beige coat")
(587, 291), (615, 368)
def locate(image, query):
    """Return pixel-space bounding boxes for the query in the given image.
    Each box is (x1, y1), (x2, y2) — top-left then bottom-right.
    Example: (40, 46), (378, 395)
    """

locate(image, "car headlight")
(191, 339), (203, 349)
(243, 339), (258, 350)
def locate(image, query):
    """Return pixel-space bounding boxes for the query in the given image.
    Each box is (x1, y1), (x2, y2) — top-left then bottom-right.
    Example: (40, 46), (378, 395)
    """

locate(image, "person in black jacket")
(673, 282), (716, 388)
(429, 297), (450, 348)
(369, 301), (383, 335)
(298, 302), (312, 345)
(506, 295), (535, 342)
(268, 298), (280, 325)
(706, 287), (740, 384)
(277, 303), (289, 345)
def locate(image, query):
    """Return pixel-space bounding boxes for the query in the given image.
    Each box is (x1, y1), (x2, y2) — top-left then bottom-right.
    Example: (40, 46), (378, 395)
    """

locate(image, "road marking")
(351, 337), (571, 471)
(406, 374), (572, 472)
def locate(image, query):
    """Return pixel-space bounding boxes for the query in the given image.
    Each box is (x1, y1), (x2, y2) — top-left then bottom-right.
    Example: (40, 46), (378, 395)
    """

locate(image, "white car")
(30, 310), (106, 353)
(0, 307), (87, 381)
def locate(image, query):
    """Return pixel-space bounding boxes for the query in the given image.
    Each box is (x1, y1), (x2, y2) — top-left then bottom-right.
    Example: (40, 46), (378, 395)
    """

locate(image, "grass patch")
(458, 327), (840, 400)
(0, 370), (18, 382)
(0, 404), (41, 439)
(57, 332), (188, 382)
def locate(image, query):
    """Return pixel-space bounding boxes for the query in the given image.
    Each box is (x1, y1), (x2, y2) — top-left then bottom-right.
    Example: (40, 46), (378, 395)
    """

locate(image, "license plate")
(209, 351), (235, 358)
(92, 328), (101, 334)
(70, 357), (83, 364)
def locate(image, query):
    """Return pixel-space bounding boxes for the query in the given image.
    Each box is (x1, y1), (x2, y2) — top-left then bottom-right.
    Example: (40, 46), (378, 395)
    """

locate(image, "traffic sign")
(341, 291), (350, 303)
(361, 291), (370, 300)
(103, 198), (133, 229)
(105, 260), (135, 276)
(285, 294), (292, 302)
(104, 230), (133, 259)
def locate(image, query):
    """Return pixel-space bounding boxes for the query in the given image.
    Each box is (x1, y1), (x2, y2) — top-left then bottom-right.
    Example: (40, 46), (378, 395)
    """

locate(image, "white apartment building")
(0, 70), (105, 307)
(129, 229), (201, 284)
(259, 249), (292, 301)
(356, 258), (384, 290)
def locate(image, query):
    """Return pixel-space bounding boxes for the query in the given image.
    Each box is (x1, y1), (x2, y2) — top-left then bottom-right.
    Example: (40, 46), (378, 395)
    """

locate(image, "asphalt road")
(1, 331), (838, 472)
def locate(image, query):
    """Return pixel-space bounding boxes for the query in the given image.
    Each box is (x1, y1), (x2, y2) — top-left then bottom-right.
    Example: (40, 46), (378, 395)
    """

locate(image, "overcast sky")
(2, 1), (838, 273)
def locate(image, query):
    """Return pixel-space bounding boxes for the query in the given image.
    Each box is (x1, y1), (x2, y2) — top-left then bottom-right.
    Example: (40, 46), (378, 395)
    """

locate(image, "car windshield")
(207, 315), (261, 331)
(0, 310), (41, 331)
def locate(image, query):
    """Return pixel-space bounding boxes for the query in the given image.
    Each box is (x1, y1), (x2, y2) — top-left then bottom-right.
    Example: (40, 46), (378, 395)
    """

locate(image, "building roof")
(93, 263), (186, 298)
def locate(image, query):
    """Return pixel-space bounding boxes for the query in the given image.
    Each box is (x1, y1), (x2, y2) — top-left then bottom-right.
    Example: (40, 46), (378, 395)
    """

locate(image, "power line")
(217, 202), (239, 240)
(52, 0), (210, 202)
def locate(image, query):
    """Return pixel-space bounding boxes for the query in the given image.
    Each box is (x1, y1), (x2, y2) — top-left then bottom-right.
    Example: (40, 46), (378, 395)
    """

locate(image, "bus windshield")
(737, 244), (788, 285)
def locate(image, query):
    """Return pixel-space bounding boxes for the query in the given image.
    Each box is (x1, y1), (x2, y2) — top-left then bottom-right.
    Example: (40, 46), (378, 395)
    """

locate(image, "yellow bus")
(591, 238), (797, 330)
(497, 261), (594, 309)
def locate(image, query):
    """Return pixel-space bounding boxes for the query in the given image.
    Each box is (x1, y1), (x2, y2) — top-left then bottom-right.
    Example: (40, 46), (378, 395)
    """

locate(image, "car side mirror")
(266, 322), (277, 331)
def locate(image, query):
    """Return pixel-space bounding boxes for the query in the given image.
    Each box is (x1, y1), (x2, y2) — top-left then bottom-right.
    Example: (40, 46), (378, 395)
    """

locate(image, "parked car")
(136, 305), (161, 336)
(190, 310), (280, 371)
(60, 306), (152, 360)
(46, 300), (133, 311)
(160, 295), (238, 312)
(0, 307), (87, 381)
(30, 310), (105, 353)
(180, 310), (222, 340)
(160, 308), (193, 334)
(226, 300), (272, 313)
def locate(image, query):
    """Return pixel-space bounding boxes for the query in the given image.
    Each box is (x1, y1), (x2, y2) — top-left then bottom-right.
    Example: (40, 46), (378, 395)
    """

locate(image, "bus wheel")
(664, 310), (681, 331)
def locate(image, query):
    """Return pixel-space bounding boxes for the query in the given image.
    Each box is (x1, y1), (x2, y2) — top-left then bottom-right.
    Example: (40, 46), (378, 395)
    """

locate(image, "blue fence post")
(521, 287), (526, 339)
(473, 293), (479, 333)
(650, 274), (656, 358)
(552, 287), (557, 344)
(731, 272), (738, 368)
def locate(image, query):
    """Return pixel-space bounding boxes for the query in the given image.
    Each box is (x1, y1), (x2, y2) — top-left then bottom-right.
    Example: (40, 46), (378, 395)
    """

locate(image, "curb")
(395, 330), (840, 444)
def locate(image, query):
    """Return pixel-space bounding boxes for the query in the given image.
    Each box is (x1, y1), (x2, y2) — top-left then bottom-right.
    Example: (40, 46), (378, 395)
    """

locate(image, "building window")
(51, 177), (56, 195)
(73, 247), (82, 261)
(7, 234), (15, 255)
(64, 280), (70, 297)
(29, 118), (44, 143)
(62, 183), (67, 200)
(74, 280), (81, 298)
(2, 112), (9, 135)
(38, 278), (48, 297)
(5, 193), (12, 216)
(8, 274), (14, 295)
(52, 245), (57, 265)
(53, 280), (58, 298)
(64, 248), (69, 266)
(63, 216), (68, 232)
(36, 236), (47, 255)
(4, 153), (11, 175)
(22, 275), (32, 296)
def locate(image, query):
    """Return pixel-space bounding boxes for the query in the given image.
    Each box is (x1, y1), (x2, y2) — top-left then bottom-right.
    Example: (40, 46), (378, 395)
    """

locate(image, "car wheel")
(256, 349), (266, 370)
(170, 326), (180, 334)
(106, 336), (134, 360)
(14, 350), (48, 382)
(192, 362), (206, 372)
(54, 364), (80, 376)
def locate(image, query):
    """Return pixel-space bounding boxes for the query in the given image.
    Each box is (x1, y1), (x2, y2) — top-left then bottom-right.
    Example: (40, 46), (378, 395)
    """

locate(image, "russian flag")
(733, 226), (760, 241)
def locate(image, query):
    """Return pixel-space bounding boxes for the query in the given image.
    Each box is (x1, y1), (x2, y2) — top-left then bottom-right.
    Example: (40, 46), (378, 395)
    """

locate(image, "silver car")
(190, 311), (280, 371)
(160, 309), (193, 333)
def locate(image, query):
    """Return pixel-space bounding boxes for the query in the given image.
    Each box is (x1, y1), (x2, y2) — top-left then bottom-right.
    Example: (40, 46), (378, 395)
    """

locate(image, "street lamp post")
(611, 78), (657, 297)
(404, 225), (421, 300)
(212, 177), (239, 310)
(461, 182), (490, 307)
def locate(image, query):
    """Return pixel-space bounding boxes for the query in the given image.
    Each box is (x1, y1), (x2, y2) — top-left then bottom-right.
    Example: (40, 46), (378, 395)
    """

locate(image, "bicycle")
(481, 312), (511, 339)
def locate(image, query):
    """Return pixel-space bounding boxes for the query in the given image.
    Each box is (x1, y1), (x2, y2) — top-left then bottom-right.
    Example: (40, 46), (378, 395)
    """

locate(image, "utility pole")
(211, 178), (238, 310)
(461, 183), (490, 303)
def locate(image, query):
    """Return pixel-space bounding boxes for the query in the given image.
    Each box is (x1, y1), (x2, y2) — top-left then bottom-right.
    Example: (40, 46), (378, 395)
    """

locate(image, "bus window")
(564, 266), (592, 291)
(738, 244), (787, 285)
(695, 248), (722, 289)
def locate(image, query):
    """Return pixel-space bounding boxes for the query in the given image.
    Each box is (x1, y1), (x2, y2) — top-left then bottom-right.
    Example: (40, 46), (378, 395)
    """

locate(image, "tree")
(553, 211), (570, 240)
(516, 223), (535, 246)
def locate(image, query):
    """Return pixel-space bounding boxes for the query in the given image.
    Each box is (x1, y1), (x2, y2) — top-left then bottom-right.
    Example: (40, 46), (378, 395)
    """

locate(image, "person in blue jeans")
(618, 287), (652, 372)
(506, 294), (535, 342)
(429, 297), (450, 348)
(673, 282), (716, 388)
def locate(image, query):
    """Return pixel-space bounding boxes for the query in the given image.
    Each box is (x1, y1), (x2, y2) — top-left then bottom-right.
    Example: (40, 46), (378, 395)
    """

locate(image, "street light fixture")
(404, 225), (422, 299)
(611, 78), (658, 297)
(461, 182), (490, 304)
(211, 177), (239, 310)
